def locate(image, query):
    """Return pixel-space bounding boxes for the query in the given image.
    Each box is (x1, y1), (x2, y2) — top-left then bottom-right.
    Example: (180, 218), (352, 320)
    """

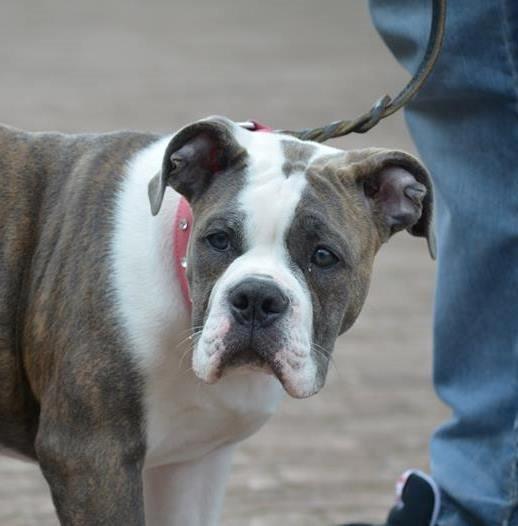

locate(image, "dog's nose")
(229, 277), (289, 327)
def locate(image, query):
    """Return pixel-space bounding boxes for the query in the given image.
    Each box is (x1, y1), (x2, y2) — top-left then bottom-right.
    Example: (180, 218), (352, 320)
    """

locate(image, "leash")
(275, 0), (447, 143)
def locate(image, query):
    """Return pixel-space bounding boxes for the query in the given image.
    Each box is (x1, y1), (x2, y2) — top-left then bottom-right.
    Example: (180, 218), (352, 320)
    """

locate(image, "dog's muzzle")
(193, 268), (319, 398)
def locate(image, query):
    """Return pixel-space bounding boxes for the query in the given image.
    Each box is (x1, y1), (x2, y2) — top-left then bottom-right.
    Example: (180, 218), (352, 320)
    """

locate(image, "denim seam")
(499, 4), (518, 523)
(501, 0), (518, 116)
(503, 415), (518, 526)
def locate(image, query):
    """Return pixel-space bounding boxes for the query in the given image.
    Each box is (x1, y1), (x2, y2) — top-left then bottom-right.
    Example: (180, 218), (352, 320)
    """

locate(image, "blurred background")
(0, 1), (446, 524)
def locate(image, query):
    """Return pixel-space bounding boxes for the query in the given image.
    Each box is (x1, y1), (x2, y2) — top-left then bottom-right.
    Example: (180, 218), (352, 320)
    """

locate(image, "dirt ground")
(0, 1), (447, 524)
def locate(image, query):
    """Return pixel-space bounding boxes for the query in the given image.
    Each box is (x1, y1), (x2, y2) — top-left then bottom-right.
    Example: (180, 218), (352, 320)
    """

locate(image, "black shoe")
(340, 470), (441, 526)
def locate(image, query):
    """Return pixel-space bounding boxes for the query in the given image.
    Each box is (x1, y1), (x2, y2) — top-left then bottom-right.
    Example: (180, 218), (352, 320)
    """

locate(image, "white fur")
(111, 121), (342, 524)
(144, 444), (235, 526)
(194, 124), (328, 398)
(111, 131), (284, 524)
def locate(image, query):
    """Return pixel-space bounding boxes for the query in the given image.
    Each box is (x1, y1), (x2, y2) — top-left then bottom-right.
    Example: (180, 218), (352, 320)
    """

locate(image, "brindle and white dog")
(0, 116), (433, 525)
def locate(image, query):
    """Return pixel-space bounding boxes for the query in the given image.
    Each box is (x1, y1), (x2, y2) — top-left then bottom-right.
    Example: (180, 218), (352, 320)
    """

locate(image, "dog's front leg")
(143, 444), (236, 526)
(35, 395), (146, 525)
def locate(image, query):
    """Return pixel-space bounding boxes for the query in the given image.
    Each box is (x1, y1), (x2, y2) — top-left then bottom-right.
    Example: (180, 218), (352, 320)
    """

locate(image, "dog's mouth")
(222, 347), (273, 374)
(193, 329), (322, 399)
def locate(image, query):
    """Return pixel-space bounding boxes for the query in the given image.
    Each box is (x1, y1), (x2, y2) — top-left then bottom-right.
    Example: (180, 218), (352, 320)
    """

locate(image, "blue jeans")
(369, 1), (518, 525)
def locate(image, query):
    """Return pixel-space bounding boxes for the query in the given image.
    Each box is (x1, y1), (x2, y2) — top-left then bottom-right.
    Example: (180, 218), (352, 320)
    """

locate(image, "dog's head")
(149, 117), (434, 398)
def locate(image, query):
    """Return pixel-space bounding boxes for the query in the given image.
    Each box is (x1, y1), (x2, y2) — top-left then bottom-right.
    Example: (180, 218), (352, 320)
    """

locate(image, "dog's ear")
(350, 148), (435, 258)
(148, 117), (246, 215)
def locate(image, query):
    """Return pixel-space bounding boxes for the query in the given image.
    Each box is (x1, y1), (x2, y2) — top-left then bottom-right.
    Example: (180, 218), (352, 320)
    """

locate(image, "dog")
(0, 116), (433, 525)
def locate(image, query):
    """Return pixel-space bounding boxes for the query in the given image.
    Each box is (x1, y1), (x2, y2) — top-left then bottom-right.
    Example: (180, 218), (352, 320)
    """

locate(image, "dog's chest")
(143, 345), (283, 467)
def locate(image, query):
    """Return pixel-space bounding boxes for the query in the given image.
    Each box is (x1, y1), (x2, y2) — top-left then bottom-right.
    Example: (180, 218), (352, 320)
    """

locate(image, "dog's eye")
(311, 247), (339, 268)
(207, 231), (230, 251)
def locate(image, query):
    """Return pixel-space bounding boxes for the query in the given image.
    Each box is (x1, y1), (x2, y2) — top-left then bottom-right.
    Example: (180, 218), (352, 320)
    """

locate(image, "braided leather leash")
(276, 0), (447, 143)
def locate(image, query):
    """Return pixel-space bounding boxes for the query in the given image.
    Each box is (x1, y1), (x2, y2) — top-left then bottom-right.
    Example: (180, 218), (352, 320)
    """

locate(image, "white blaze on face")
(193, 128), (320, 398)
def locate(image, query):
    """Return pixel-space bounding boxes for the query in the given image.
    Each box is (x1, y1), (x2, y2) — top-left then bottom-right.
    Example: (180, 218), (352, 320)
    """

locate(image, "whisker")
(178, 346), (193, 371)
(311, 345), (328, 369)
(175, 325), (204, 339)
(175, 328), (203, 351)
(178, 331), (202, 371)
(311, 343), (343, 381)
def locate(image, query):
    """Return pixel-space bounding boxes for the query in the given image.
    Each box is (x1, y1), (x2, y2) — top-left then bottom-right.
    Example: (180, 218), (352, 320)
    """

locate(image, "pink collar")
(173, 121), (272, 310)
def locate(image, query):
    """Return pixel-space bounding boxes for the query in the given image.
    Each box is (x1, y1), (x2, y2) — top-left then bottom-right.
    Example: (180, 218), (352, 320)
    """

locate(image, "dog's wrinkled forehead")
(280, 140), (318, 176)
(234, 126), (338, 178)
(229, 128), (342, 249)
(236, 127), (341, 183)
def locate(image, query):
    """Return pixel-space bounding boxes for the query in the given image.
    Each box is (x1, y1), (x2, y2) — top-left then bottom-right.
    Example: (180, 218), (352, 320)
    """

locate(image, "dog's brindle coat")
(0, 117), (433, 525)
(0, 125), (157, 523)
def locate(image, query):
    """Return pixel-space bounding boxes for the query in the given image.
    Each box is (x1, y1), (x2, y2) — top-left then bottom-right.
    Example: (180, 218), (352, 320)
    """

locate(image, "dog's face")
(149, 117), (434, 398)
